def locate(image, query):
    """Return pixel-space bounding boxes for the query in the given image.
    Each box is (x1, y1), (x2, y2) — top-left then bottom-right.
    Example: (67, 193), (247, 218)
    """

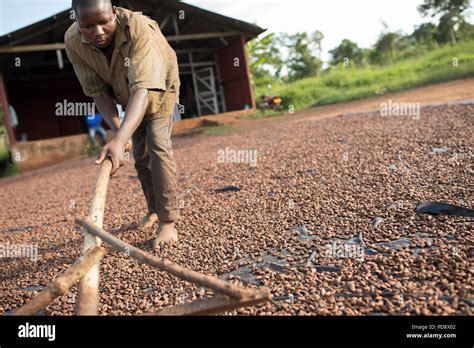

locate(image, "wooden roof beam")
(166, 31), (242, 42)
(0, 31), (243, 53)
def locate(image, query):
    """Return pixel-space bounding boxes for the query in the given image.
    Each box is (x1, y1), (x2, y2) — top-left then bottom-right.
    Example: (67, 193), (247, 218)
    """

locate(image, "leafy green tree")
(247, 33), (284, 88)
(418, 0), (471, 17)
(282, 31), (324, 82)
(329, 39), (364, 66)
(410, 22), (439, 46)
(371, 31), (411, 64)
(418, 0), (472, 44)
(456, 20), (474, 40)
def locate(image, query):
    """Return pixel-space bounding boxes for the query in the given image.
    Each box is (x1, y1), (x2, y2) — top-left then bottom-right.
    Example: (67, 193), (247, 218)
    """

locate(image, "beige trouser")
(132, 112), (179, 222)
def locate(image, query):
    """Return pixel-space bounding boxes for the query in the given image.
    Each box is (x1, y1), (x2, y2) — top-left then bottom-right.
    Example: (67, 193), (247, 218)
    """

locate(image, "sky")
(0, 0), (472, 62)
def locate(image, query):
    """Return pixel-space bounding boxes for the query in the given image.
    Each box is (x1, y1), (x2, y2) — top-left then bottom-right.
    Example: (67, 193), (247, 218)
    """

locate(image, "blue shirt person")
(86, 113), (107, 145)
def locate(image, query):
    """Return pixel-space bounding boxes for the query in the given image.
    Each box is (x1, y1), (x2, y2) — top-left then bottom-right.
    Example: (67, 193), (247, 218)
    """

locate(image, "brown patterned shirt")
(64, 7), (180, 119)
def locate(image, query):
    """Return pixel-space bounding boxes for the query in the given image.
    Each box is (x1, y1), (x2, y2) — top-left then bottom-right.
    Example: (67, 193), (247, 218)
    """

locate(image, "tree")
(371, 31), (410, 64)
(418, 0), (471, 17)
(456, 20), (474, 40)
(418, 0), (472, 44)
(282, 31), (324, 82)
(329, 39), (364, 66)
(247, 33), (284, 88)
(410, 22), (439, 46)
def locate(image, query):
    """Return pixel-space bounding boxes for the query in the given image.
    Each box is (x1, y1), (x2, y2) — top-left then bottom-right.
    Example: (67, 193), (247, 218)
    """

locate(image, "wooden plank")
(0, 32), (242, 54)
(0, 43), (65, 53)
(166, 31), (241, 42)
(159, 14), (171, 30)
(147, 294), (270, 316)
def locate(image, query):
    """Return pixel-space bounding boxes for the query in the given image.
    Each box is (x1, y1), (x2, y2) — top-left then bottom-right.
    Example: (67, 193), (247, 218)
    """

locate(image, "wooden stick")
(8, 247), (106, 316)
(0, 43), (65, 53)
(76, 159), (112, 315)
(75, 218), (269, 300)
(147, 292), (271, 316)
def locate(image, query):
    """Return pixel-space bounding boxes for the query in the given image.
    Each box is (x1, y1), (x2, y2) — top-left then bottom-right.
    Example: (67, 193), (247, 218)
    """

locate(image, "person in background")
(86, 112), (107, 145)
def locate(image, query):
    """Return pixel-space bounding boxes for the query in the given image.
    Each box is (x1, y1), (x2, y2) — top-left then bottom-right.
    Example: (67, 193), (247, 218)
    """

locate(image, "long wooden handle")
(75, 218), (271, 301)
(147, 294), (270, 316)
(76, 158), (112, 315)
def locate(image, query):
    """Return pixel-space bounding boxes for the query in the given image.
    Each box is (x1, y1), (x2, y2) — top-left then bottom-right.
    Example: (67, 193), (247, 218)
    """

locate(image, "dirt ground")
(0, 80), (473, 315)
(212, 77), (474, 132)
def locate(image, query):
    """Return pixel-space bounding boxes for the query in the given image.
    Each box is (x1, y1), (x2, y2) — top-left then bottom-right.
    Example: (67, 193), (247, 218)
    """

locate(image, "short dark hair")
(72, 0), (113, 15)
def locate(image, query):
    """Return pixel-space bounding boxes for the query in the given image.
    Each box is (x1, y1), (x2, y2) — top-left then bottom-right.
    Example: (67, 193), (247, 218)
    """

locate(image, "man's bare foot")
(133, 212), (158, 229)
(153, 222), (178, 248)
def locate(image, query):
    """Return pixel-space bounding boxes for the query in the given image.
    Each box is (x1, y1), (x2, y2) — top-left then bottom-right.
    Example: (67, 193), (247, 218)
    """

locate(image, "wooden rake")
(9, 159), (271, 316)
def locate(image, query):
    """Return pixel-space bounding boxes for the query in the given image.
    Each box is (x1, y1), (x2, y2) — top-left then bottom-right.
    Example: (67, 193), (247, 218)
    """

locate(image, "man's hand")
(94, 88), (147, 176)
(95, 138), (127, 175)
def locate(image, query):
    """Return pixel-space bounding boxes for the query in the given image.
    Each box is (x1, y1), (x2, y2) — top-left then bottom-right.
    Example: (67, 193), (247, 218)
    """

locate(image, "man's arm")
(114, 88), (149, 147)
(93, 93), (122, 134)
(95, 88), (149, 175)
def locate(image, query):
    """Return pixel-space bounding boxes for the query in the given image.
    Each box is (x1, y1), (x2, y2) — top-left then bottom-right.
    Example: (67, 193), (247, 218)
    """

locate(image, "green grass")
(85, 143), (101, 157)
(0, 145), (8, 163)
(1, 162), (20, 177)
(203, 124), (236, 136)
(0, 127), (7, 162)
(0, 128), (21, 177)
(243, 109), (284, 120)
(257, 40), (474, 112)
